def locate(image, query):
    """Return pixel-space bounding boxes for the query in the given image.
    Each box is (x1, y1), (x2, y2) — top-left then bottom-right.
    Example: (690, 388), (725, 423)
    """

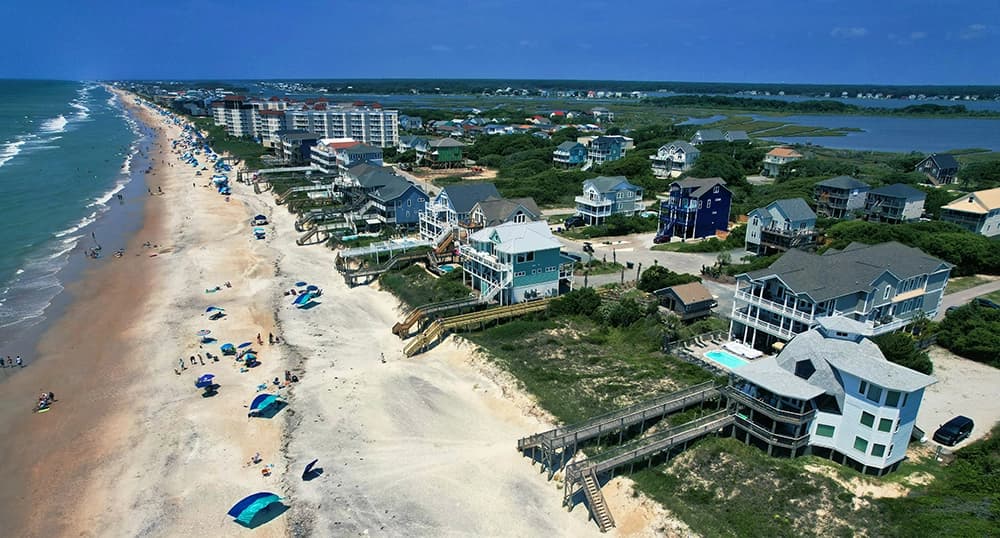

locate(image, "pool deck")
(672, 331), (770, 375)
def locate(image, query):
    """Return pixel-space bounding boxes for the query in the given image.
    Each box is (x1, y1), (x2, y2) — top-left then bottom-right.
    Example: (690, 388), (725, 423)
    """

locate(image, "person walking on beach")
(15, 355), (22, 367)
(189, 355), (196, 366)
(6, 357), (11, 367)
(1, 356), (7, 368)
(268, 333), (274, 345)
(178, 357), (186, 371)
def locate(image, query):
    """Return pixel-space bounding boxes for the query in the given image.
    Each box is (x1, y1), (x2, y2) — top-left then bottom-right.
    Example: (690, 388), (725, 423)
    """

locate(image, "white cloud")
(430, 44), (452, 52)
(831, 26), (868, 38)
(959, 24), (988, 40)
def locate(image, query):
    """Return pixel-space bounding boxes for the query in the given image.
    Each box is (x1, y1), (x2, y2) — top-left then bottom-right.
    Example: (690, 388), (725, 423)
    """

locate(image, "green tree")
(872, 332), (933, 374)
(637, 265), (701, 292)
(548, 287), (602, 318)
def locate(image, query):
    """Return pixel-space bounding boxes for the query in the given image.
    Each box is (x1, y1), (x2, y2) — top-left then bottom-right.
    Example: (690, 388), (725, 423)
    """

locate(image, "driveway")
(563, 232), (740, 319)
(934, 279), (1000, 320)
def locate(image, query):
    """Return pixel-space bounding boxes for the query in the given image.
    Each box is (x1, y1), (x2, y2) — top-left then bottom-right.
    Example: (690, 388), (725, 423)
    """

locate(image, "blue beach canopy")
(220, 343), (236, 352)
(306, 285), (319, 292)
(238, 342), (253, 348)
(294, 281), (307, 287)
(293, 293), (313, 306)
(250, 393), (280, 412)
(303, 459), (319, 477)
(195, 374), (215, 388)
(227, 492), (281, 525)
(206, 306), (224, 312)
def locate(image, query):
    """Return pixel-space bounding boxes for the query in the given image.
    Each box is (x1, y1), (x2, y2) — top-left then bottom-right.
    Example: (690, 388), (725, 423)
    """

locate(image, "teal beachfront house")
(460, 221), (575, 305)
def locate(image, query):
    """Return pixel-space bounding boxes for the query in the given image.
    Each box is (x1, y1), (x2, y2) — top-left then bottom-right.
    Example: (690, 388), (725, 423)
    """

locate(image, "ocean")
(0, 81), (146, 347)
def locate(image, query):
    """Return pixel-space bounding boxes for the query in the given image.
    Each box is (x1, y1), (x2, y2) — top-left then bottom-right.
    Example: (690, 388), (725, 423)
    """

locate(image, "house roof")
(556, 141), (582, 151)
(868, 183), (926, 202)
(693, 129), (726, 141)
(815, 175), (870, 190)
(441, 183), (501, 213)
(584, 176), (641, 194)
(370, 175), (421, 202)
(663, 140), (698, 153)
(766, 147), (803, 158)
(470, 220), (561, 254)
(356, 169), (399, 190)
(347, 163), (384, 181)
(727, 130), (750, 141)
(735, 356), (826, 400)
(671, 177), (728, 198)
(473, 197), (541, 226)
(925, 153), (959, 170)
(345, 143), (381, 154)
(941, 187), (1000, 215)
(592, 136), (624, 147)
(657, 281), (714, 305)
(399, 135), (426, 146)
(429, 138), (466, 148)
(769, 198), (816, 222)
(744, 241), (951, 303)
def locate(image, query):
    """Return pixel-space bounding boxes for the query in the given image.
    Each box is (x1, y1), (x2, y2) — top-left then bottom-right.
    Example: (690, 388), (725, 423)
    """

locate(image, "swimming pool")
(704, 350), (750, 370)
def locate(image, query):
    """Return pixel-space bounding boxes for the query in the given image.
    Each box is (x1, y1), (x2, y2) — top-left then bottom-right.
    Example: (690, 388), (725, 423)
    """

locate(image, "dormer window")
(884, 286), (892, 300)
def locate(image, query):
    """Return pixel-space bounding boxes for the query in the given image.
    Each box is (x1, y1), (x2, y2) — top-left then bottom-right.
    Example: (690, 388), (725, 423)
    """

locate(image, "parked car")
(933, 415), (974, 446)
(972, 297), (1000, 309)
(563, 215), (585, 228)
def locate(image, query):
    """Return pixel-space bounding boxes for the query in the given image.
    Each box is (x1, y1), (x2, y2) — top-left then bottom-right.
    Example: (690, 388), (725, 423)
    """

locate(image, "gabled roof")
(656, 281), (714, 305)
(473, 197), (541, 226)
(470, 220), (561, 254)
(398, 135), (426, 146)
(815, 175), (870, 190)
(347, 162), (383, 179)
(429, 138), (466, 148)
(440, 183), (501, 213)
(941, 187), (1000, 215)
(344, 143), (381, 154)
(662, 140), (698, 153)
(693, 129), (726, 141)
(356, 169), (399, 190)
(671, 177), (728, 198)
(766, 147), (803, 158)
(922, 153), (959, 170)
(726, 130), (750, 141)
(744, 242), (951, 303)
(370, 175), (422, 202)
(868, 183), (926, 202)
(769, 198), (816, 222)
(556, 141), (583, 151)
(584, 176), (641, 194)
(591, 136), (624, 147)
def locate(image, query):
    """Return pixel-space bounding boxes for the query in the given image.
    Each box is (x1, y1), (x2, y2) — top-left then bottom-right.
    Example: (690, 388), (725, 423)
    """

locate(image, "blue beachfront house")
(575, 176), (644, 226)
(587, 136), (627, 165)
(553, 141), (587, 167)
(418, 182), (501, 242)
(745, 198), (818, 255)
(460, 221), (575, 305)
(657, 177), (731, 241)
(368, 176), (428, 229)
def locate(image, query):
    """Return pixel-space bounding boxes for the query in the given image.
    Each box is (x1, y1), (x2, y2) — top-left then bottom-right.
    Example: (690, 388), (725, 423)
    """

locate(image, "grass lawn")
(574, 260), (624, 276)
(944, 275), (993, 295)
(546, 213), (575, 224)
(378, 264), (471, 309)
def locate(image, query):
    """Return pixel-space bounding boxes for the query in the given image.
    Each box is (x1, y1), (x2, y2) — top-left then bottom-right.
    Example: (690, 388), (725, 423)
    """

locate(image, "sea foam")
(40, 115), (69, 133)
(0, 139), (26, 167)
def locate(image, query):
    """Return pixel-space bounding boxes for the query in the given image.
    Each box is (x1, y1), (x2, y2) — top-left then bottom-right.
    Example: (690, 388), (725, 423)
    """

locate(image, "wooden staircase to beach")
(402, 298), (552, 357)
(582, 468), (615, 533)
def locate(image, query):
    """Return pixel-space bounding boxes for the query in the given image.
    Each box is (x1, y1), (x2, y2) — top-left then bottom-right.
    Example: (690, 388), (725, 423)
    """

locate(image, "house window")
(885, 391), (901, 407)
(860, 412), (875, 428)
(871, 444), (886, 457)
(516, 254), (525, 263)
(878, 418), (893, 432)
(707, 200), (712, 208)
(858, 380), (868, 396)
(713, 186), (719, 193)
(884, 286), (892, 300)
(526, 252), (534, 262)
(901, 393), (908, 407)
(816, 424), (835, 438)
(866, 384), (883, 403)
(854, 437), (869, 453)
(407, 199), (412, 207)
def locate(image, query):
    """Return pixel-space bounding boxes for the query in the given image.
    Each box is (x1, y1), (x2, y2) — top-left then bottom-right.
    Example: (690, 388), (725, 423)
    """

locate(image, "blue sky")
(1, 0), (998, 84)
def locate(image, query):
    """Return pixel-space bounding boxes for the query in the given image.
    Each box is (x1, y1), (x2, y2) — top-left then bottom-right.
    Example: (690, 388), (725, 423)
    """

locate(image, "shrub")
(637, 265), (701, 292)
(872, 331), (933, 374)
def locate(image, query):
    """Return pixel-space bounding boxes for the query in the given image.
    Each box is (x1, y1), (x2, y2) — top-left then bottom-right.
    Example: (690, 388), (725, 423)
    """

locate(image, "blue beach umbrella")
(221, 343), (236, 354)
(306, 285), (319, 292)
(249, 393), (280, 415)
(206, 306), (224, 312)
(195, 374), (215, 388)
(294, 281), (307, 287)
(238, 342), (253, 349)
(227, 492), (282, 526)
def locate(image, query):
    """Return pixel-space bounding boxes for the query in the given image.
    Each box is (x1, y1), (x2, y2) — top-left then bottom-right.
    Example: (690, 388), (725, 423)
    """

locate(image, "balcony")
(724, 386), (815, 424)
(730, 310), (797, 339)
(734, 290), (817, 323)
(459, 244), (510, 273)
(575, 195), (613, 208)
(733, 415), (812, 450)
(660, 199), (699, 212)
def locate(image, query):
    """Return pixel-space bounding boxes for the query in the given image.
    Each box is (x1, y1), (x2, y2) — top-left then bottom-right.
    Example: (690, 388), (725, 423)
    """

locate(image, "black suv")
(563, 215), (585, 228)
(933, 415), (974, 446)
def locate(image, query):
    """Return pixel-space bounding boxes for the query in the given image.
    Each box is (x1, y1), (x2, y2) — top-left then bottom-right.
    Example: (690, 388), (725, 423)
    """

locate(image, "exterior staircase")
(582, 468), (615, 533)
(403, 298), (551, 357)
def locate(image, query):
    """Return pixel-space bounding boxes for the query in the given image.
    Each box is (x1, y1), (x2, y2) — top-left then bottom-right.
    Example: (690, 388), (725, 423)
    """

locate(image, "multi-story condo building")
(553, 141), (587, 167)
(915, 153), (959, 185)
(762, 147), (804, 177)
(864, 183), (926, 224)
(650, 141), (700, 178)
(310, 138), (359, 173)
(745, 198), (817, 255)
(575, 176), (644, 225)
(814, 176), (870, 218)
(728, 316), (935, 476)
(656, 177), (731, 242)
(729, 241), (952, 351)
(939, 187), (1000, 236)
(461, 221), (575, 305)
(211, 96), (254, 137)
(284, 104), (399, 148)
(254, 110), (288, 147)
(419, 182), (501, 243)
(587, 136), (629, 165)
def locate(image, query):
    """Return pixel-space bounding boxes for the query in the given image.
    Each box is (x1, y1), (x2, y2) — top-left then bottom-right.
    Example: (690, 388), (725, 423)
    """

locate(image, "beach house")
(814, 176), (870, 218)
(650, 141), (700, 178)
(590, 107), (614, 122)
(468, 197), (541, 229)
(587, 136), (629, 165)
(863, 183), (926, 224)
(461, 221), (575, 305)
(276, 130), (319, 165)
(397, 135), (427, 153)
(762, 147), (804, 177)
(654, 281), (717, 320)
(419, 182), (501, 243)
(656, 177), (731, 242)
(365, 176), (428, 230)
(939, 187), (1000, 236)
(729, 241), (952, 352)
(398, 114), (423, 130)
(915, 153), (959, 185)
(727, 316), (935, 475)
(745, 198), (817, 255)
(690, 129), (727, 145)
(575, 176), (644, 225)
(417, 138), (466, 168)
(309, 138), (361, 173)
(552, 141), (588, 167)
(334, 143), (384, 170)
(726, 130), (751, 143)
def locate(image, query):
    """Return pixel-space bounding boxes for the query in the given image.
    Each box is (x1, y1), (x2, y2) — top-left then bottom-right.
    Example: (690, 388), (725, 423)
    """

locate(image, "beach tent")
(227, 492), (282, 526)
(302, 459), (320, 480)
(293, 293), (314, 307)
(206, 306), (224, 313)
(195, 374), (215, 388)
(221, 343), (236, 355)
(248, 393), (281, 416)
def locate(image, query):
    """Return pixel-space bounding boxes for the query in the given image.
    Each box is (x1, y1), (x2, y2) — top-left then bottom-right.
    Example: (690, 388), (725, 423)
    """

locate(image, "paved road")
(934, 279), (1000, 320)
(562, 232), (741, 318)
